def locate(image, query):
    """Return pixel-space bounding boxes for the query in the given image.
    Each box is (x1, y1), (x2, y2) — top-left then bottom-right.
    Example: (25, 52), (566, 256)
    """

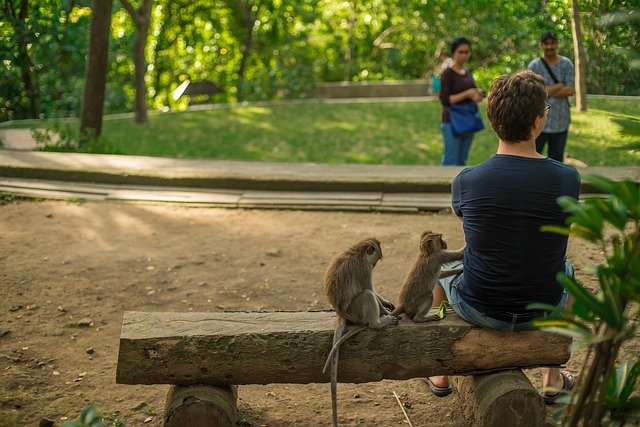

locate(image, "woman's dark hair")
(450, 37), (471, 54)
(486, 70), (547, 143)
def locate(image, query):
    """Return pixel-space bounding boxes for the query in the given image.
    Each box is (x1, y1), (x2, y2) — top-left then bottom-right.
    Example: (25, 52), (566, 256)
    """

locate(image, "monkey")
(390, 231), (464, 322)
(322, 237), (398, 427)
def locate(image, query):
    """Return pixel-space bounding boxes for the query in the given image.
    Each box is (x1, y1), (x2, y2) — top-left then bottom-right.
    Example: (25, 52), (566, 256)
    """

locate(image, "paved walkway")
(0, 128), (38, 150)
(0, 128), (638, 211)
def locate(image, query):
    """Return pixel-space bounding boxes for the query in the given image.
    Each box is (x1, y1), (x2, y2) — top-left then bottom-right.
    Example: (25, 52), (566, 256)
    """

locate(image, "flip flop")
(423, 377), (453, 397)
(541, 370), (575, 405)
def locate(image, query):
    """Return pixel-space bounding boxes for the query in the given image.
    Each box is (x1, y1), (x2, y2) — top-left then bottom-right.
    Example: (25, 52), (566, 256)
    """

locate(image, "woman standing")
(439, 37), (483, 166)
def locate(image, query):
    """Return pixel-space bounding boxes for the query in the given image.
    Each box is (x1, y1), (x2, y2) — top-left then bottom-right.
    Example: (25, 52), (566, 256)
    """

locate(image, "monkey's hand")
(381, 299), (395, 311)
(374, 292), (395, 312)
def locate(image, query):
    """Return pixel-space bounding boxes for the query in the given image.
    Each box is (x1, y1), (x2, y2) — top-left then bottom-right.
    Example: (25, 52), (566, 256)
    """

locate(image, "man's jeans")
(441, 122), (473, 166)
(437, 260), (572, 331)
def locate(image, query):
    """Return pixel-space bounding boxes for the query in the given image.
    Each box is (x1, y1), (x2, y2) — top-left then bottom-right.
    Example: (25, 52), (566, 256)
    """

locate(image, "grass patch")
(22, 98), (640, 167)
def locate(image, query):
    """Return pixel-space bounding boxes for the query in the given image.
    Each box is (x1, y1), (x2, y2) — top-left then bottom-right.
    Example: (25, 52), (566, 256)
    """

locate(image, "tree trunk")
(151, 0), (174, 107)
(236, 0), (256, 102)
(4, 0), (42, 119)
(570, 0), (588, 111)
(343, 0), (356, 82)
(116, 311), (572, 386)
(80, 0), (113, 141)
(121, 0), (153, 124)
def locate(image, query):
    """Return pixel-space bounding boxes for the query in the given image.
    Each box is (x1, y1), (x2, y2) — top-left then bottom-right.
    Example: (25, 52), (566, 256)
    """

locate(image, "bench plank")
(116, 311), (571, 386)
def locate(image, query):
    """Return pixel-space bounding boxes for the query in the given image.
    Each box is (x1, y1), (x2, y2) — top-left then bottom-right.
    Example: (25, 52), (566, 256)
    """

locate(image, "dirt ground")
(1, 200), (637, 426)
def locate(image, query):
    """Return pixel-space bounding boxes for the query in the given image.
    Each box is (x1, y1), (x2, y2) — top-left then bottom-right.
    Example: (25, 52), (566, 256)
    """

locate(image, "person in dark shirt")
(439, 37), (484, 166)
(426, 70), (579, 403)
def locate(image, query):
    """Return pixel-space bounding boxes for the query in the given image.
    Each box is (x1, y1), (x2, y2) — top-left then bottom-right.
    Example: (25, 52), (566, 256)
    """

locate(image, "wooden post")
(453, 370), (547, 426)
(164, 385), (237, 427)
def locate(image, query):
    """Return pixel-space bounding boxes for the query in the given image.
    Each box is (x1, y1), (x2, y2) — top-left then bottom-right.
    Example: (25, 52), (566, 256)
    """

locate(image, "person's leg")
(440, 123), (460, 166)
(535, 133), (548, 156)
(458, 134), (474, 165)
(427, 261), (462, 390)
(541, 259), (575, 396)
(546, 131), (568, 162)
(427, 262), (515, 390)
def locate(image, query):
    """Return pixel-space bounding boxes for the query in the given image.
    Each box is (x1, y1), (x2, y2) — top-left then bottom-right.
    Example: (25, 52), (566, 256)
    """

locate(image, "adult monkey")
(323, 237), (397, 427)
(426, 70), (579, 403)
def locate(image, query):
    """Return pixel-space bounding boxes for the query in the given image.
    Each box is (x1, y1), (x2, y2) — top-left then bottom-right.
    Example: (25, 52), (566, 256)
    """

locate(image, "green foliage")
(33, 122), (122, 155)
(531, 174), (640, 426)
(606, 361), (640, 422)
(0, 192), (25, 203)
(2, 1), (639, 121)
(437, 300), (450, 320)
(61, 405), (124, 427)
(30, 98), (640, 167)
(62, 405), (106, 427)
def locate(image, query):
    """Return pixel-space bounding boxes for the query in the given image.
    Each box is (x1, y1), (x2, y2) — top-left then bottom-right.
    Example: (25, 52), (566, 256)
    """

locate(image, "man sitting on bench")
(426, 70), (580, 404)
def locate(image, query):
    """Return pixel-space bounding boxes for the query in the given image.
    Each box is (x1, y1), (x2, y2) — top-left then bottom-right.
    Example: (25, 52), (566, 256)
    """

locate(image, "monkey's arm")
(441, 247), (465, 263)
(374, 292), (395, 312)
(439, 268), (463, 279)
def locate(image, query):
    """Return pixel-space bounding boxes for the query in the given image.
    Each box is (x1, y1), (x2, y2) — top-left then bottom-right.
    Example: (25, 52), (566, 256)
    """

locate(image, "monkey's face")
(440, 236), (448, 250)
(421, 233), (446, 254)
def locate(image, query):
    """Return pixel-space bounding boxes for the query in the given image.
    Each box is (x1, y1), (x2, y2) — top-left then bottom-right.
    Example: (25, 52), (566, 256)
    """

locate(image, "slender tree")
(570, 0), (588, 111)
(3, 0), (41, 118)
(121, 0), (153, 123)
(80, 0), (113, 140)
(343, 0), (357, 82)
(232, 0), (261, 101)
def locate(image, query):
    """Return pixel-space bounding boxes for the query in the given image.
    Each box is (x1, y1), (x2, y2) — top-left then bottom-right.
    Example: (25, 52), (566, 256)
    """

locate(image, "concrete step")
(0, 177), (453, 212)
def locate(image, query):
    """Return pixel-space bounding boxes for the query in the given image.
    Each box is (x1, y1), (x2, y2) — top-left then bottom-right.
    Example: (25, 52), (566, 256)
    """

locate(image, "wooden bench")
(116, 311), (571, 426)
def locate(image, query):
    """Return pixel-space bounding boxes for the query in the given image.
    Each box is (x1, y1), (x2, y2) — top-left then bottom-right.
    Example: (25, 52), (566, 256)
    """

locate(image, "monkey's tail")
(323, 318), (347, 374)
(331, 349), (339, 427)
(327, 318), (348, 427)
(323, 323), (366, 374)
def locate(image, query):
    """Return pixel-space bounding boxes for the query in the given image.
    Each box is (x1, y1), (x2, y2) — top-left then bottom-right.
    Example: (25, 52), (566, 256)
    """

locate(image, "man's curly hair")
(487, 70), (547, 143)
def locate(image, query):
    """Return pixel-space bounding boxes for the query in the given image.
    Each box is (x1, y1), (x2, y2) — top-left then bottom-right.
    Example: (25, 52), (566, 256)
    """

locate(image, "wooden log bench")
(116, 311), (571, 426)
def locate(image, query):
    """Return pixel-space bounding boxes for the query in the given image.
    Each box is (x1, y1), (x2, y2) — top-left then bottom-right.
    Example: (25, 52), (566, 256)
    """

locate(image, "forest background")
(1, 0), (639, 123)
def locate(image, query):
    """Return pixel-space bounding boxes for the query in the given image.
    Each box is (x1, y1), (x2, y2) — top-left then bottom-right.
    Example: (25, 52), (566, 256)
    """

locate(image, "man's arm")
(529, 58), (574, 99)
(547, 82), (574, 98)
(549, 58), (575, 98)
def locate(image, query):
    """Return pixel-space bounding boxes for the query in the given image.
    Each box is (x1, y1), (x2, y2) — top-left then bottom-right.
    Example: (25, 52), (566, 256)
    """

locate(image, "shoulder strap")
(540, 58), (571, 107)
(539, 57), (559, 83)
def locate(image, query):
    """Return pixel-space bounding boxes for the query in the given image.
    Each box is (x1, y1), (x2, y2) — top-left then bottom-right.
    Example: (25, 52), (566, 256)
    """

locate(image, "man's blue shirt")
(452, 154), (580, 316)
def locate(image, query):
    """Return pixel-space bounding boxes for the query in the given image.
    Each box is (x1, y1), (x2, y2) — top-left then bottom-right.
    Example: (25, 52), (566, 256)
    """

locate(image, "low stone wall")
(310, 80), (431, 98)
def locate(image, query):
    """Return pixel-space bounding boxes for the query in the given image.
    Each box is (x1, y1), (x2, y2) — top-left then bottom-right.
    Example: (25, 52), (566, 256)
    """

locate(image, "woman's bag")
(449, 102), (484, 136)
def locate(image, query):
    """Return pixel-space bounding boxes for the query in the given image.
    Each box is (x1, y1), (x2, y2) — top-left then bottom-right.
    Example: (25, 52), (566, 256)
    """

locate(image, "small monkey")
(323, 237), (398, 427)
(390, 231), (464, 322)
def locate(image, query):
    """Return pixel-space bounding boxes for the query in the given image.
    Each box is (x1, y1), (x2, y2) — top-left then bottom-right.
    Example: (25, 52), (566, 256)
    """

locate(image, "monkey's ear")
(366, 244), (376, 256)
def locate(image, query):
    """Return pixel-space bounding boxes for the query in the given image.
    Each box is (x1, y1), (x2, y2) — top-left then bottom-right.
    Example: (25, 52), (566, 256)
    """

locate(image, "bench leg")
(453, 370), (546, 426)
(164, 384), (238, 427)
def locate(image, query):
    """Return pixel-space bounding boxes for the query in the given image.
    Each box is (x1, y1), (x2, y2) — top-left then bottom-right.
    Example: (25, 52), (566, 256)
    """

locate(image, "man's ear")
(532, 114), (546, 136)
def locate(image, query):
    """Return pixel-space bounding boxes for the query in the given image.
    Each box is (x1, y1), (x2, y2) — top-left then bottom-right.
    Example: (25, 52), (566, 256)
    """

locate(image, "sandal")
(423, 377), (453, 397)
(541, 370), (575, 405)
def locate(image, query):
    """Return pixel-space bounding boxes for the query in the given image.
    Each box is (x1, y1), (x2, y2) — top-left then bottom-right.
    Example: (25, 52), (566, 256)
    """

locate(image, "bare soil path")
(1, 200), (637, 426)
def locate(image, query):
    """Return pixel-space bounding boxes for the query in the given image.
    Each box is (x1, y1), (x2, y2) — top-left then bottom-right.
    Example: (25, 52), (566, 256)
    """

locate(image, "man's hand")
(547, 82), (574, 98)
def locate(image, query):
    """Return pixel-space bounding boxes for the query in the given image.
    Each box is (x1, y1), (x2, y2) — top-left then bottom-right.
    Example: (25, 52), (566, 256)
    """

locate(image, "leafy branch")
(530, 174), (640, 426)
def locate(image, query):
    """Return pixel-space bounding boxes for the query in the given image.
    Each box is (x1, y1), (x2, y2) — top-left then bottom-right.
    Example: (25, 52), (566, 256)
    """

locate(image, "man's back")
(452, 154), (580, 316)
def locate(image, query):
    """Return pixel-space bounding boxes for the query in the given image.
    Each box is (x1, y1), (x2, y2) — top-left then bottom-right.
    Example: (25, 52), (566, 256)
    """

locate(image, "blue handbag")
(449, 102), (484, 136)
